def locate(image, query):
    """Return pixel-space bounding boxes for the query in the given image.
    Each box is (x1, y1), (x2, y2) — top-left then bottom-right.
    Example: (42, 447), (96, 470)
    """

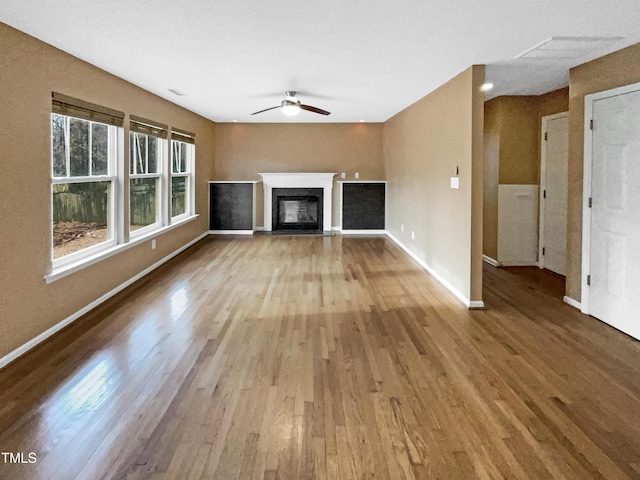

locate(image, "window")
(49, 93), (197, 280)
(129, 116), (167, 235)
(171, 130), (195, 219)
(51, 113), (117, 261)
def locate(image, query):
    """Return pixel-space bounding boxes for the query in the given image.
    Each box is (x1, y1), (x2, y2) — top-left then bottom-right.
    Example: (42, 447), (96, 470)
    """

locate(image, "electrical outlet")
(151, 239), (156, 250)
(411, 231), (415, 240)
(401, 224), (404, 232)
(355, 172), (360, 179)
(341, 172), (346, 179)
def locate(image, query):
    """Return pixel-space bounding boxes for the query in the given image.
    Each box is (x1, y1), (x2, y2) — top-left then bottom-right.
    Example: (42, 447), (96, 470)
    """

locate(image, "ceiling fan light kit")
(251, 91), (330, 117)
(281, 94), (301, 115)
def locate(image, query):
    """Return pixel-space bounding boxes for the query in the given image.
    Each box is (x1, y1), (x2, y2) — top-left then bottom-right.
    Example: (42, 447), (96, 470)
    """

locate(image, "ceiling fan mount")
(252, 91), (330, 116)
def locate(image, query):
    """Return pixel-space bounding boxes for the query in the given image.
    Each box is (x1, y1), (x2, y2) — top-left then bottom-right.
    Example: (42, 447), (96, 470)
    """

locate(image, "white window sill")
(45, 214), (199, 284)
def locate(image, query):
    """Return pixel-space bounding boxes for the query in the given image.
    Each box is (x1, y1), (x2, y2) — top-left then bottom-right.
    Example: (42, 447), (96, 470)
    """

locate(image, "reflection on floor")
(1, 235), (639, 479)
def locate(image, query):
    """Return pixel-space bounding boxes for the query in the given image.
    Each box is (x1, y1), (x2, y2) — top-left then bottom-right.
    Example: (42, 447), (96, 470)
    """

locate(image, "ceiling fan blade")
(251, 105), (280, 115)
(300, 104), (331, 116)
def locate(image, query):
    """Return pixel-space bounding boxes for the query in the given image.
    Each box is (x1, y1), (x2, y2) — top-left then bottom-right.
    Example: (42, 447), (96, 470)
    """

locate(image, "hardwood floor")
(1, 234), (639, 479)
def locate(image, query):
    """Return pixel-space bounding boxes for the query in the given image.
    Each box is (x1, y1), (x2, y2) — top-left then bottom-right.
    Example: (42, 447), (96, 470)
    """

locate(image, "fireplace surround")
(259, 173), (336, 232)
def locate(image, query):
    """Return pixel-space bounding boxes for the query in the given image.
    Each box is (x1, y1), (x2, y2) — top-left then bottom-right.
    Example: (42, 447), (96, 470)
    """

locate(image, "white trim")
(482, 255), (500, 267)
(252, 182), (257, 231)
(497, 184), (539, 266)
(255, 226), (265, 231)
(341, 229), (387, 235)
(336, 180), (388, 183)
(563, 296), (582, 310)
(209, 230), (254, 235)
(539, 111), (568, 271)
(338, 181), (387, 231)
(386, 232), (484, 309)
(582, 94), (594, 314)
(259, 173), (336, 232)
(45, 215), (199, 283)
(497, 260), (538, 267)
(208, 180), (260, 183)
(582, 81), (640, 316)
(3, 232), (209, 371)
(337, 183), (343, 230)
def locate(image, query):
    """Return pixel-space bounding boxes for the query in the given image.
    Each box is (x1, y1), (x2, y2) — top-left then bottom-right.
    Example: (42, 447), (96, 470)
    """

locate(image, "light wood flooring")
(1, 234), (639, 479)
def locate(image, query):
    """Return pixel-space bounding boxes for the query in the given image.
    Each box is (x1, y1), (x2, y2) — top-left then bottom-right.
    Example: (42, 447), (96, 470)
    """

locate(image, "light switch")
(341, 172), (346, 179)
(355, 172), (359, 179)
(450, 177), (459, 189)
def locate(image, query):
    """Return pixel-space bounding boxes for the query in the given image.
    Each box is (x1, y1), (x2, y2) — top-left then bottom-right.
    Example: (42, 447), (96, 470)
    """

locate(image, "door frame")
(582, 81), (640, 314)
(538, 111), (568, 271)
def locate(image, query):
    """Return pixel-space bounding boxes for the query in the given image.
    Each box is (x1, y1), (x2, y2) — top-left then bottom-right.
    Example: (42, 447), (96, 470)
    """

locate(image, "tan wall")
(566, 43), (640, 301)
(214, 123), (384, 227)
(482, 88), (568, 260)
(0, 23), (215, 361)
(539, 87), (570, 119)
(498, 97), (540, 185)
(383, 66), (485, 304)
(483, 99), (500, 260)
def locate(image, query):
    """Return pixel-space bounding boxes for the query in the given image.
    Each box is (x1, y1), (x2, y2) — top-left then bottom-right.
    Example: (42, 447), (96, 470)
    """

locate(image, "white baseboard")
(498, 260), (538, 266)
(482, 255), (500, 267)
(255, 226), (265, 232)
(385, 232), (484, 309)
(469, 301), (485, 309)
(0, 232), (209, 371)
(563, 296), (581, 310)
(340, 229), (387, 235)
(209, 230), (254, 235)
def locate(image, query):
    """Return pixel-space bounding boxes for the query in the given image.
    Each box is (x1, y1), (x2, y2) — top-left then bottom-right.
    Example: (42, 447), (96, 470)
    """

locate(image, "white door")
(540, 113), (569, 275)
(585, 85), (640, 340)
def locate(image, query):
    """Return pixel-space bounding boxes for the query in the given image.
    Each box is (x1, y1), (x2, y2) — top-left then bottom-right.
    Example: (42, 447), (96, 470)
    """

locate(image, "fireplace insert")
(272, 188), (323, 232)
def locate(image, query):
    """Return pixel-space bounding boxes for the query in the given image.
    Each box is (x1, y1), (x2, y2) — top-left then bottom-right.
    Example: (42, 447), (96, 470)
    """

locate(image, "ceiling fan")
(251, 91), (331, 116)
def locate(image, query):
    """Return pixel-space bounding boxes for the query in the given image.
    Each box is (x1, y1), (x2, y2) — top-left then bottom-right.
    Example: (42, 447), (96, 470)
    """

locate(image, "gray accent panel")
(342, 183), (385, 230)
(209, 183), (253, 230)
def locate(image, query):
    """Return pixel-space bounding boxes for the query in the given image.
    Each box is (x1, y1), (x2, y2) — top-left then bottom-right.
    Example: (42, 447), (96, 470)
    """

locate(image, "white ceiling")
(2, 1), (640, 123)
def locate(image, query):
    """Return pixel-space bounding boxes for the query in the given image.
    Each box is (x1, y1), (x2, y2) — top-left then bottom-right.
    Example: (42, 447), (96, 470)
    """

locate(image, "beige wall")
(539, 87), (570, 119)
(383, 66), (485, 304)
(0, 23), (215, 361)
(566, 42), (640, 301)
(482, 88), (568, 259)
(483, 100), (500, 260)
(214, 123), (384, 227)
(498, 96), (540, 185)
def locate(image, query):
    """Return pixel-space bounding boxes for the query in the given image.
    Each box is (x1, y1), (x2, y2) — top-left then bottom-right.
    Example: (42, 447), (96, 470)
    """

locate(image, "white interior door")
(540, 113), (568, 275)
(584, 85), (640, 340)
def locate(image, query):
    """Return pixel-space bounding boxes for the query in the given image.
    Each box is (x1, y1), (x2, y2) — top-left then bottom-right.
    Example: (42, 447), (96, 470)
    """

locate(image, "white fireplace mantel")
(259, 173), (336, 232)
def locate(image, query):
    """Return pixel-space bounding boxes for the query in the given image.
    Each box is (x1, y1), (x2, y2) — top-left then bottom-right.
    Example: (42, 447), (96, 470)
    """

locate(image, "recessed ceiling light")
(360, 120), (365, 122)
(168, 88), (186, 97)
(233, 120), (238, 122)
(481, 83), (494, 92)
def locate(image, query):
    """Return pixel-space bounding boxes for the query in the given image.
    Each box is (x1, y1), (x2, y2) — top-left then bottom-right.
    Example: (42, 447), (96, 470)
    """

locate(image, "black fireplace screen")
(272, 188), (323, 231)
(278, 197), (318, 224)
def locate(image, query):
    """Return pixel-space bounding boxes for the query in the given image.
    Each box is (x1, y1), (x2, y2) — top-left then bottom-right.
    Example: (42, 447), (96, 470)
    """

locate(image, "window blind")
(130, 115), (168, 139)
(171, 128), (196, 145)
(52, 92), (124, 127)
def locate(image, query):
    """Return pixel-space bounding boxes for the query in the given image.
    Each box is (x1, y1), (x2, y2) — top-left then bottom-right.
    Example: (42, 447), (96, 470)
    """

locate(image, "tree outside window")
(51, 114), (115, 260)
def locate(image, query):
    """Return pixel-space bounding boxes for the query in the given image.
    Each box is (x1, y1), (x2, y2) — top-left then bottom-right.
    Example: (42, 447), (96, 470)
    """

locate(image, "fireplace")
(259, 173), (336, 232)
(273, 188), (323, 231)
